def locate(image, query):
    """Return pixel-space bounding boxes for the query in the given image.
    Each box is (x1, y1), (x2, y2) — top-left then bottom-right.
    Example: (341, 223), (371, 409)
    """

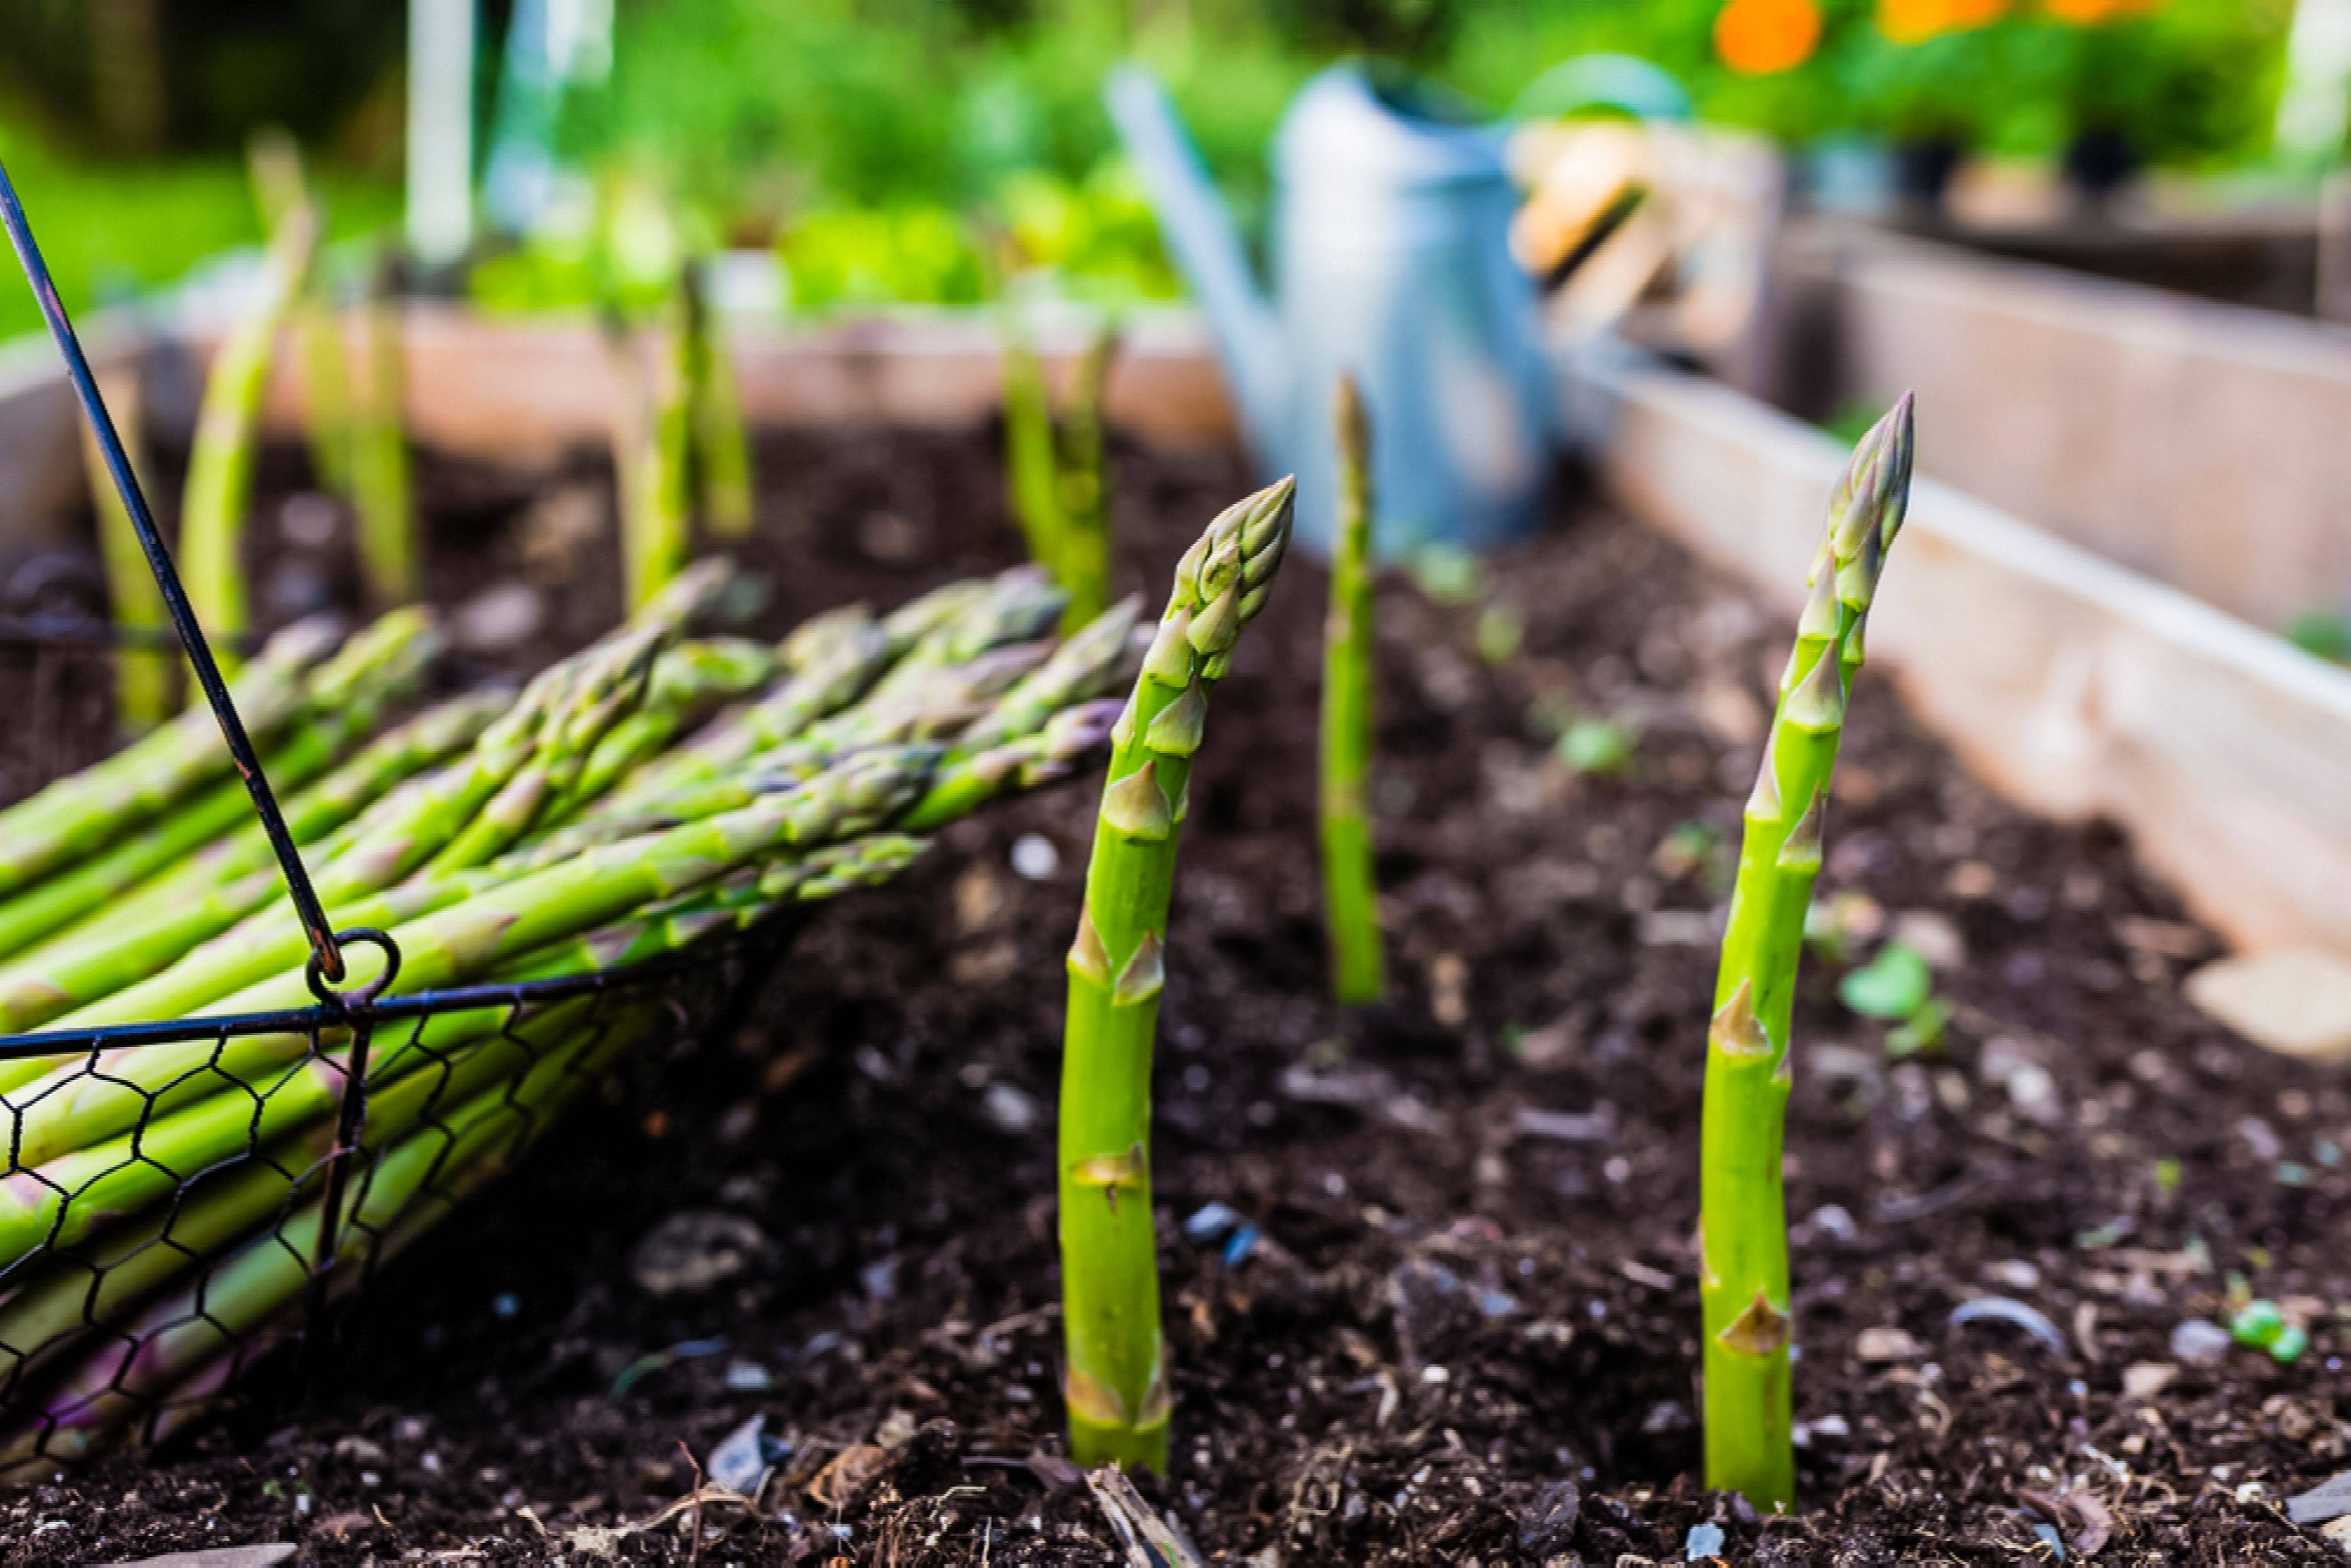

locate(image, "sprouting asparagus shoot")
(1320, 375), (1385, 1004)
(180, 198), (318, 657)
(1001, 316), (1119, 632)
(1002, 320), (1065, 573)
(1700, 393), (1913, 1512)
(1059, 475), (1294, 1471)
(351, 246), (419, 606)
(78, 370), (175, 731)
(682, 259), (756, 541)
(606, 306), (694, 611)
(1054, 323), (1118, 633)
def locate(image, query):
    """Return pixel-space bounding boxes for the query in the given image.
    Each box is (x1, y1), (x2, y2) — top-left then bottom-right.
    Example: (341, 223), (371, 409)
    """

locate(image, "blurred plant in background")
(0, 0), (2312, 330)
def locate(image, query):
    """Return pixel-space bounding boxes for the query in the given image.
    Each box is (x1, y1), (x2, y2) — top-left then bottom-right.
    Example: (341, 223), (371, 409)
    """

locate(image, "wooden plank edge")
(1564, 341), (2351, 961)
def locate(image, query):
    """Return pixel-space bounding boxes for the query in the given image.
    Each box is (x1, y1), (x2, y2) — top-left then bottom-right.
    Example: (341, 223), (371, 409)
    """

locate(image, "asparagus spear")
(350, 247), (418, 606)
(96, 690), (507, 933)
(1060, 476), (1294, 1470)
(1054, 323), (1119, 633)
(606, 308), (694, 612)
(681, 260), (755, 540)
(604, 568), (1060, 810)
(1003, 322), (1066, 573)
(78, 368), (176, 731)
(1701, 396), (1912, 1512)
(180, 202), (319, 653)
(541, 636), (781, 824)
(1320, 376), (1385, 1005)
(247, 129), (354, 505)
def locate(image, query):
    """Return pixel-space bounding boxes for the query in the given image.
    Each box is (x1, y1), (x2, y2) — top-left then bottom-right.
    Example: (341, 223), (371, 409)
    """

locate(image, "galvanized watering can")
(1106, 62), (1553, 556)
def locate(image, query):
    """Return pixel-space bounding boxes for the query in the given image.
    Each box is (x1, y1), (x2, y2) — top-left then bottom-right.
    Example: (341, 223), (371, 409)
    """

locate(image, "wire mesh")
(0, 903), (791, 1476)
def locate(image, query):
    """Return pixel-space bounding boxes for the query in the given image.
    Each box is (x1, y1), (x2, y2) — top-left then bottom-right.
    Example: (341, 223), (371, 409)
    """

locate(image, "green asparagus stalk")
(247, 129), (353, 505)
(78, 369), (176, 731)
(1700, 395), (1912, 1512)
(608, 310), (694, 612)
(900, 697), (1122, 832)
(99, 690), (505, 931)
(350, 247), (418, 606)
(542, 636), (781, 824)
(1320, 376), (1385, 1005)
(603, 568), (1059, 811)
(180, 202), (319, 653)
(1055, 323), (1118, 633)
(420, 624), (671, 873)
(1059, 476), (1295, 1470)
(1001, 322), (1119, 631)
(1002, 323), (1064, 572)
(681, 261), (755, 540)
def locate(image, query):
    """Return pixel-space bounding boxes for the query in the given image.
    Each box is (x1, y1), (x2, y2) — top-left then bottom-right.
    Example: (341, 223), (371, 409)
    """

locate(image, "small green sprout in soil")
(1700, 393), (1913, 1513)
(2230, 1299), (2308, 1363)
(1405, 543), (1484, 608)
(1320, 376), (1385, 1005)
(1060, 477), (1294, 1470)
(1558, 715), (1637, 778)
(1839, 940), (1951, 1057)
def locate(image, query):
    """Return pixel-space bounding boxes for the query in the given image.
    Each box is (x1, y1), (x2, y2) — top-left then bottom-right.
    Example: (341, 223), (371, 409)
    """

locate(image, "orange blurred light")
(1715, 0), (1824, 76)
(2042, 0), (2158, 22)
(1878, 0), (2011, 45)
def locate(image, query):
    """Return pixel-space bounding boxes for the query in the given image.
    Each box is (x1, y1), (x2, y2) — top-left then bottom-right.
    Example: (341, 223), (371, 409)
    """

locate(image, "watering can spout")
(1104, 65), (1289, 460)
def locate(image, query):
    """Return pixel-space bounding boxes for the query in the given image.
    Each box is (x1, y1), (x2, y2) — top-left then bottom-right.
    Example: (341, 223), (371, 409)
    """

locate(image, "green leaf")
(1840, 942), (1932, 1020)
(1557, 718), (1634, 779)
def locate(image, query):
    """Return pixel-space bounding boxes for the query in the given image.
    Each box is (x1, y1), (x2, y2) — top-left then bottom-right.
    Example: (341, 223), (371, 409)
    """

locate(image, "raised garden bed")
(0, 403), (2335, 1562)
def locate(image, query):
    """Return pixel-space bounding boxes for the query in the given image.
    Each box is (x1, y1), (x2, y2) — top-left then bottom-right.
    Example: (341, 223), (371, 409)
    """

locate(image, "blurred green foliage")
(0, 118), (398, 344)
(0, 0), (2306, 330)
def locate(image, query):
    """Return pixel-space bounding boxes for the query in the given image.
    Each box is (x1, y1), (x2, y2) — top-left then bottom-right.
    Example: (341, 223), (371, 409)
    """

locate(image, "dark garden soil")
(5, 427), (2350, 1566)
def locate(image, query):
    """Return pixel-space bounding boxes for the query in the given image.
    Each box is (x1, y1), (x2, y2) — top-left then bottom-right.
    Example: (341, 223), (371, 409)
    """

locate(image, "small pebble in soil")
(1009, 833), (1059, 880)
(2171, 1318), (2233, 1364)
(630, 1210), (767, 1297)
(980, 1081), (1040, 1135)
(1686, 1521), (1727, 1561)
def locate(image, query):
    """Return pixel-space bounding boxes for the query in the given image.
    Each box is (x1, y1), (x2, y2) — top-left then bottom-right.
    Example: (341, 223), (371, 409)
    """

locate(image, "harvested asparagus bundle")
(1700, 396), (1913, 1512)
(1060, 476), (1295, 1470)
(0, 552), (1159, 1466)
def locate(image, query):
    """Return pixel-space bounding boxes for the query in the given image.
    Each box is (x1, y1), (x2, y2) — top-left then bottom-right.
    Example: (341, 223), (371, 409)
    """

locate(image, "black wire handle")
(0, 155), (351, 983)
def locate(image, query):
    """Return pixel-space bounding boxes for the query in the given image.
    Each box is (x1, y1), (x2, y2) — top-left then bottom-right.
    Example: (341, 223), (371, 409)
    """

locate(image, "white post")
(407, 0), (479, 268)
(2278, 0), (2351, 166)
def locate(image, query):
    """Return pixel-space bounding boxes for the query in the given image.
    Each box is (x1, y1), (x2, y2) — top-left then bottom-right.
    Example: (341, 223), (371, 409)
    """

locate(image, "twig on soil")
(1084, 1465), (1205, 1568)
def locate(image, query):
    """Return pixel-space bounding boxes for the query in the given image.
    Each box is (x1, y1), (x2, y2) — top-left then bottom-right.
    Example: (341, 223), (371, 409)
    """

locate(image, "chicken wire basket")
(0, 159), (800, 1472)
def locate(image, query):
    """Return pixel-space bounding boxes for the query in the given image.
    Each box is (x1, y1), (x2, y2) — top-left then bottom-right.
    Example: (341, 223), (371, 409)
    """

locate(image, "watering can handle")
(1104, 65), (1285, 439)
